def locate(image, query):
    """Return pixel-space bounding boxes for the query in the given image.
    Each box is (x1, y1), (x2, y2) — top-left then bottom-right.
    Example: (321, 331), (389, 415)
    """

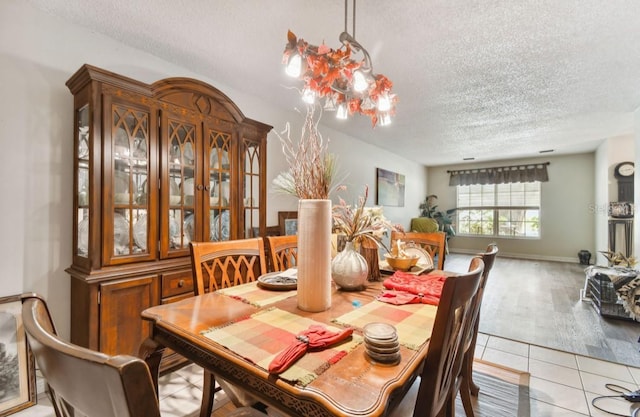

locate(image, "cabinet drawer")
(161, 269), (194, 299)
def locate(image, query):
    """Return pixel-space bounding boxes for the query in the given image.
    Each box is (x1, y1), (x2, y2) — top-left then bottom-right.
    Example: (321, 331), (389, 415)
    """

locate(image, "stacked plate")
(363, 322), (401, 365)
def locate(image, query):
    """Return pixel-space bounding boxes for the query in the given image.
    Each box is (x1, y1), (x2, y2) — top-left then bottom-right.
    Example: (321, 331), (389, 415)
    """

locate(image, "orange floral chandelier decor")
(282, 1), (397, 127)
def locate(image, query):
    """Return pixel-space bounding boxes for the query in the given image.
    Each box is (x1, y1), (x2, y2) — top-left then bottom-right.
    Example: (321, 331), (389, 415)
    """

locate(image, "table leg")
(200, 371), (216, 417)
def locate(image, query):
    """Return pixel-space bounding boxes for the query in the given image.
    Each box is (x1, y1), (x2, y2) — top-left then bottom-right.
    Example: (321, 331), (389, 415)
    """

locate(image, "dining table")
(139, 269), (450, 417)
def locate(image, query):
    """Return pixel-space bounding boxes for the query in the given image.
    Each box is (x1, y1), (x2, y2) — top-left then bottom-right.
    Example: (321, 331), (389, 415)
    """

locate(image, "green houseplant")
(419, 195), (456, 239)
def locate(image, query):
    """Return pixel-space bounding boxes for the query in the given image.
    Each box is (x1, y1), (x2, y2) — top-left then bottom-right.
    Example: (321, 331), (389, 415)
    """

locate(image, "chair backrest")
(265, 235), (298, 272)
(467, 243), (499, 346)
(190, 238), (267, 295)
(411, 258), (484, 417)
(390, 231), (447, 270)
(479, 243), (499, 283)
(21, 294), (160, 417)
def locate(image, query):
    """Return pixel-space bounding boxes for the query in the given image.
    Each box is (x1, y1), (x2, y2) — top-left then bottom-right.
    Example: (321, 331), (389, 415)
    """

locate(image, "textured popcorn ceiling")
(27, 0), (640, 166)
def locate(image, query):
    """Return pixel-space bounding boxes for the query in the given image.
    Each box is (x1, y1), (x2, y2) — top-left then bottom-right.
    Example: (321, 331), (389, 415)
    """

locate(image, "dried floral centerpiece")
(332, 185), (400, 250)
(272, 104), (345, 310)
(272, 105), (345, 199)
(332, 185), (403, 282)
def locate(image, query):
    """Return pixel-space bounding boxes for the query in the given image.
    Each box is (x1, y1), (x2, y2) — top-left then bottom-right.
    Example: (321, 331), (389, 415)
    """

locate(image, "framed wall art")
(278, 211), (298, 236)
(0, 294), (36, 416)
(376, 168), (405, 207)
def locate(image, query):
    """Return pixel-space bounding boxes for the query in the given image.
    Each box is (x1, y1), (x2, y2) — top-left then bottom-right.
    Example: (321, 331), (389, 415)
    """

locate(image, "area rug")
(209, 359), (530, 417)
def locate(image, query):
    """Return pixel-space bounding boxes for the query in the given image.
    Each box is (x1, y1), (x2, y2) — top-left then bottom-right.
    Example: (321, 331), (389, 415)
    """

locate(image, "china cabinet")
(65, 64), (272, 360)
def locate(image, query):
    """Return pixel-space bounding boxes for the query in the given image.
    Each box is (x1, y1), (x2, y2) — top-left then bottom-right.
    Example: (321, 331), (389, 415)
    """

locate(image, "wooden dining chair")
(22, 293), (268, 417)
(390, 230), (447, 270)
(265, 235), (298, 272)
(21, 293), (162, 417)
(388, 257), (484, 417)
(458, 244), (499, 417)
(190, 237), (268, 295)
(189, 238), (268, 413)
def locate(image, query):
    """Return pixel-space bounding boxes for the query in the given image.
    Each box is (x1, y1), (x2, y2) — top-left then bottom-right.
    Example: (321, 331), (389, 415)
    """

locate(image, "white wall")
(0, 0), (427, 339)
(427, 153), (596, 262)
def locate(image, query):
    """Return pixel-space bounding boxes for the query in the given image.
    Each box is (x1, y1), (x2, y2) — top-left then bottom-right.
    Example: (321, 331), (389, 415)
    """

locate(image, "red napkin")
(377, 290), (441, 306)
(382, 271), (447, 303)
(268, 325), (354, 374)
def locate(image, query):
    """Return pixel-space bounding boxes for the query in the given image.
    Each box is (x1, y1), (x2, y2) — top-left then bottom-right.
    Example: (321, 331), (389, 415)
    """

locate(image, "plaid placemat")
(332, 300), (437, 350)
(201, 308), (362, 386)
(216, 281), (297, 307)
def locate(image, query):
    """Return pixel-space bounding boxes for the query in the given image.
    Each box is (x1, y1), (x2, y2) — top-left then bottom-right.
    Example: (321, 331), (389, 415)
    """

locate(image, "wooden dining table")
(140, 273), (446, 417)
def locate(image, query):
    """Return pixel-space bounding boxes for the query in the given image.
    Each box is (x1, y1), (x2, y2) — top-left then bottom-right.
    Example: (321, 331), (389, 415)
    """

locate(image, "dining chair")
(265, 235), (298, 272)
(22, 293), (268, 417)
(388, 257), (484, 417)
(190, 237), (268, 295)
(21, 293), (162, 417)
(458, 244), (499, 417)
(390, 230), (447, 270)
(189, 238), (268, 413)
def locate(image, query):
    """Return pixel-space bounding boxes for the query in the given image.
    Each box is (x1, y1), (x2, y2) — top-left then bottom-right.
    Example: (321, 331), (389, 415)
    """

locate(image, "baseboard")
(450, 249), (578, 264)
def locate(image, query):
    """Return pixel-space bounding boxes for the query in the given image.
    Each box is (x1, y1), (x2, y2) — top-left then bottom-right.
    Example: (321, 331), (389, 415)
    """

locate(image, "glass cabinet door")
(162, 116), (197, 257)
(242, 137), (262, 238)
(207, 129), (232, 242)
(105, 100), (155, 264)
(76, 105), (90, 259)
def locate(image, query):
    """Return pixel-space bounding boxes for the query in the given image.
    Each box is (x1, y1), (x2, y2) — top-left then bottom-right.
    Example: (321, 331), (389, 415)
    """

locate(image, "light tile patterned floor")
(474, 333), (640, 417)
(13, 333), (640, 417)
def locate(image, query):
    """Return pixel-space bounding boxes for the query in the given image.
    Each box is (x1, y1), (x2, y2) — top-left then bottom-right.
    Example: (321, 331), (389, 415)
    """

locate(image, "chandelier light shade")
(282, 0), (397, 127)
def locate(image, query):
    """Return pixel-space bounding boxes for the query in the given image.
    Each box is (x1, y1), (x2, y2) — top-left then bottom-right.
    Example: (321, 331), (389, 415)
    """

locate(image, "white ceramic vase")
(331, 241), (369, 291)
(296, 199), (332, 312)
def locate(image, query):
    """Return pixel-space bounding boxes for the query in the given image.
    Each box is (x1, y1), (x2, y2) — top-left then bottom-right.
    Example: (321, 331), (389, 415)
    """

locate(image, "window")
(456, 182), (541, 238)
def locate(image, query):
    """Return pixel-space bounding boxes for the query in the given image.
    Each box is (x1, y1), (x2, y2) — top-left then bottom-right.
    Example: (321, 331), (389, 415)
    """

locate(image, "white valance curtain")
(448, 162), (549, 186)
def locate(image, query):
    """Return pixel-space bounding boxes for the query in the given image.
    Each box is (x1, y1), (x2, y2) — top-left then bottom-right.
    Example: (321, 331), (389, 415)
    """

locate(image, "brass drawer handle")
(178, 279), (185, 288)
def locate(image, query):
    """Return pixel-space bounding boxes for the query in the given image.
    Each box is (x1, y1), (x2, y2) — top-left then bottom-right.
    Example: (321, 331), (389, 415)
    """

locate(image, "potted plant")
(419, 195), (457, 239)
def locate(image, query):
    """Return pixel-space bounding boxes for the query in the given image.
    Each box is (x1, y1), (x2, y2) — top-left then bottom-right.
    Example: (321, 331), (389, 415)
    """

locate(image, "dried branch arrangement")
(273, 105), (345, 199)
(332, 185), (403, 251)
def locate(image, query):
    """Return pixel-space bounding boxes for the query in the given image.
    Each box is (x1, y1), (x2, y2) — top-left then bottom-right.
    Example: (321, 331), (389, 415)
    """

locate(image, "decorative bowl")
(384, 254), (420, 271)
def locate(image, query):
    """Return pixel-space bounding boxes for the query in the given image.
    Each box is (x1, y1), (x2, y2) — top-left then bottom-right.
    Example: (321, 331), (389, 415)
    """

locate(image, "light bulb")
(285, 54), (302, 77)
(377, 94), (391, 112)
(302, 87), (315, 104)
(378, 112), (392, 126)
(336, 103), (348, 120)
(353, 70), (369, 92)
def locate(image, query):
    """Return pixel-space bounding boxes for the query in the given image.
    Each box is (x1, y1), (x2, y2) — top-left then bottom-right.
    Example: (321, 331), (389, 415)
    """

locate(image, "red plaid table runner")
(332, 300), (437, 350)
(201, 308), (362, 386)
(216, 281), (297, 307)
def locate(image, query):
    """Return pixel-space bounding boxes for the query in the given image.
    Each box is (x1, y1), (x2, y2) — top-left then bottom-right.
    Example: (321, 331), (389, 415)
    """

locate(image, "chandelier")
(282, 0), (397, 127)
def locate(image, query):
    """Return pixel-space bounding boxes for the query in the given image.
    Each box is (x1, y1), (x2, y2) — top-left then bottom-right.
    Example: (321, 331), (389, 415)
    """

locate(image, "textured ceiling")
(27, 0), (640, 166)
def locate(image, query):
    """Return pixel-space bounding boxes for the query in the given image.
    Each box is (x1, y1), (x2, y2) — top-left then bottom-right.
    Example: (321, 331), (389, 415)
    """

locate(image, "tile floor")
(13, 333), (640, 417)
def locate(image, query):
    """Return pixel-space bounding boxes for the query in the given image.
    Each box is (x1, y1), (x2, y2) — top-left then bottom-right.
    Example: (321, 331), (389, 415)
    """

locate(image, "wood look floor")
(444, 253), (640, 368)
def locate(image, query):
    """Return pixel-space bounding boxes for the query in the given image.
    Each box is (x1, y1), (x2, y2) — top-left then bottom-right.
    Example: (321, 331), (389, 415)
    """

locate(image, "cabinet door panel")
(102, 95), (158, 265)
(206, 126), (233, 241)
(99, 276), (158, 356)
(239, 132), (266, 239)
(160, 112), (200, 258)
